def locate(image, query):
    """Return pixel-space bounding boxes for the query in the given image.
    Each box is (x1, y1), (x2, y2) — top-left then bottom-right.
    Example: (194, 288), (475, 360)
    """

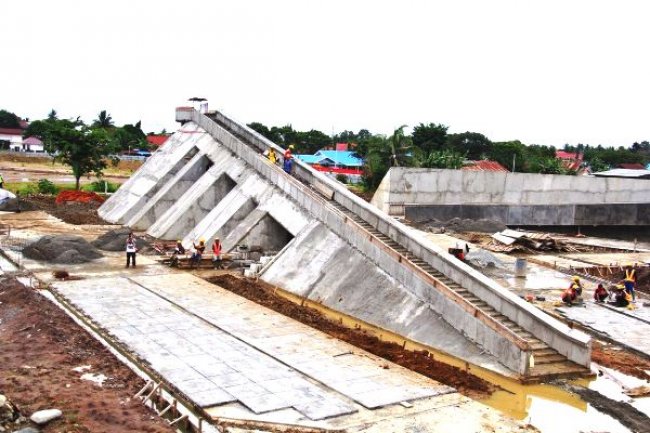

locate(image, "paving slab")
(130, 273), (455, 409)
(557, 303), (650, 356)
(53, 277), (356, 420)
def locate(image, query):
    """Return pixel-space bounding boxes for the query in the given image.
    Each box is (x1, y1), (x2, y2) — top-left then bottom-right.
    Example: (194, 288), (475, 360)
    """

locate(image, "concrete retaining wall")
(371, 168), (650, 215)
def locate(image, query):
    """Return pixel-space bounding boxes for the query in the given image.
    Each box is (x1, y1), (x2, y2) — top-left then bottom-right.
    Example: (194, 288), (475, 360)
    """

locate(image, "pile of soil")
(25, 195), (106, 225)
(55, 190), (105, 205)
(23, 235), (103, 264)
(419, 217), (506, 234)
(206, 274), (495, 398)
(92, 228), (151, 252)
(0, 277), (175, 433)
(592, 340), (650, 381)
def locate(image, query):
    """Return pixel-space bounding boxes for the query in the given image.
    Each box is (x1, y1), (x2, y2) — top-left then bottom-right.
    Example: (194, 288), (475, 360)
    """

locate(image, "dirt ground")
(0, 277), (175, 433)
(21, 195), (107, 225)
(591, 340), (650, 381)
(206, 274), (495, 399)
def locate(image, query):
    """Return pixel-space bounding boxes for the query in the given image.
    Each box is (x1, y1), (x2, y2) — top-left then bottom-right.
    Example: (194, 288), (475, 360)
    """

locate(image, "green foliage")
(388, 125), (413, 167)
(37, 178), (58, 194)
(0, 109), (21, 128)
(14, 183), (38, 196)
(420, 149), (465, 169)
(412, 123), (448, 154)
(92, 110), (114, 128)
(446, 132), (491, 160)
(83, 180), (120, 193)
(24, 117), (118, 190)
(587, 157), (609, 173)
(526, 157), (576, 175)
(335, 173), (348, 184)
(489, 141), (526, 171)
(113, 122), (147, 151)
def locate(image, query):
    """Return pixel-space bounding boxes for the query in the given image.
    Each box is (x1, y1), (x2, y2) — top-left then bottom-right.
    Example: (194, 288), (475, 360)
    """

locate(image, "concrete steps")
(322, 199), (588, 378)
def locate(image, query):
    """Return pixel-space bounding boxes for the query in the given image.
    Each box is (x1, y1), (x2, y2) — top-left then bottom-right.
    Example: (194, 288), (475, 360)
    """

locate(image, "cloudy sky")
(2, 0), (649, 147)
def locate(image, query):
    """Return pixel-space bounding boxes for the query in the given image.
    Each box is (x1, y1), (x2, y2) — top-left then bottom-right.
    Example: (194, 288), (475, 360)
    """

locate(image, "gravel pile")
(424, 217), (506, 233)
(92, 228), (150, 252)
(23, 235), (103, 264)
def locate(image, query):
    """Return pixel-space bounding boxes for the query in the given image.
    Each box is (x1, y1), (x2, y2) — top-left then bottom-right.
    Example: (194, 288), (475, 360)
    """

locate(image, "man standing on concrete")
(126, 233), (137, 268)
(283, 145), (294, 174)
(623, 264), (637, 302)
(212, 238), (223, 269)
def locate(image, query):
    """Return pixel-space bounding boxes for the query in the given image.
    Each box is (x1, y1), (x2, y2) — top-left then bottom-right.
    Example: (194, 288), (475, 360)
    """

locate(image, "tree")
(92, 110), (114, 128)
(114, 122), (147, 151)
(47, 109), (58, 121)
(0, 109), (21, 128)
(446, 132), (491, 160)
(24, 118), (117, 189)
(362, 135), (391, 189)
(412, 122), (448, 154)
(488, 141), (526, 172)
(420, 149), (465, 169)
(388, 125), (412, 167)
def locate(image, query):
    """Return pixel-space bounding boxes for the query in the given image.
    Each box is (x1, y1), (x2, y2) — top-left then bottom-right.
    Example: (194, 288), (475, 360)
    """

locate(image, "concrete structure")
(98, 108), (592, 380)
(371, 167), (650, 225)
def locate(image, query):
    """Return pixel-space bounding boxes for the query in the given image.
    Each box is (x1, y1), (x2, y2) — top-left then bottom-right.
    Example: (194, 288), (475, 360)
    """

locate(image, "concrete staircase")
(325, 200), (588, 380)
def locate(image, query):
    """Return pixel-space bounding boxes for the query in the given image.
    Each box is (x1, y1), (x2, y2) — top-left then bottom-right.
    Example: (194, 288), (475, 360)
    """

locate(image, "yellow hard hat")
(177, 240), (181, 243)
(289, 144), (295, 149)
(572, 276), (580, 281)
(199, 238), (205, 244)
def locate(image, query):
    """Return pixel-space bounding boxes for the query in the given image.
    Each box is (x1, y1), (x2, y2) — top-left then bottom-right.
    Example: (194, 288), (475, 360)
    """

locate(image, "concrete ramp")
(99, 108), (592, 381)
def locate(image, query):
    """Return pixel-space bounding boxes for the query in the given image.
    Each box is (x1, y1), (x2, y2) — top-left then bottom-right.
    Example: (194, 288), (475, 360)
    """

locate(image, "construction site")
(2, 107), (650, 433)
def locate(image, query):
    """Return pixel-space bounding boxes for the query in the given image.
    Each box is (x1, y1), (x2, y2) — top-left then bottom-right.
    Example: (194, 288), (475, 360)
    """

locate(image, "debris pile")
(23, 235), (103, 264)
(55, 190), (105, 205)
(0, 198), (39, 212)
(422, 217), (506, 234)
(487, 229), (582, 253)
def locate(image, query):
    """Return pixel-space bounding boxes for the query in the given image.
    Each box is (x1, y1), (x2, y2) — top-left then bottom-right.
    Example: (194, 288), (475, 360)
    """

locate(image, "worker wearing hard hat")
(283, 145), (294, 174)
(190, 238), (206, 268)
(570, 276), (583, 297)
(623, 263), (637, 302)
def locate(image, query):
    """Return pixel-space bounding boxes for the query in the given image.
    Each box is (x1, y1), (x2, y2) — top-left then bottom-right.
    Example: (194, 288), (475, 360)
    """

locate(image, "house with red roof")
(462, 160), (509, 172)
(0, 128), (24, 151)
(146, 134), (170, 148)
(555, 150), (583, 172)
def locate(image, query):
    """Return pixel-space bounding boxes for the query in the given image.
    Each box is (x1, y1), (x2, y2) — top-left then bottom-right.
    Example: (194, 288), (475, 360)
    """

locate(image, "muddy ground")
(206, 274), (495, 399)
(592, 340), (650, 381)
(0, 277), (175, 433)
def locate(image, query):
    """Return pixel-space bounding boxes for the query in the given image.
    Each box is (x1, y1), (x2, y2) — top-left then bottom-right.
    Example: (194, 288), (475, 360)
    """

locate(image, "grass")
(4, 181), (121, 196)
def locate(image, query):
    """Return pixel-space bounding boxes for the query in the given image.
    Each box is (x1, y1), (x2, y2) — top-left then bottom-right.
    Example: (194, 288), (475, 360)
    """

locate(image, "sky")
(2, 0), (649, 147)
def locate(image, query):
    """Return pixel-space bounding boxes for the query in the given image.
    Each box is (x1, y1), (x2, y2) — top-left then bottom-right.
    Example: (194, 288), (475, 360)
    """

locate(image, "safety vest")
(625, 269), (636, 282)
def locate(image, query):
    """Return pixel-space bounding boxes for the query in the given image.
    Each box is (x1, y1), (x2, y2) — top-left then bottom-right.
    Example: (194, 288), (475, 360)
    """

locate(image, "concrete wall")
(372, 168), (650, 212)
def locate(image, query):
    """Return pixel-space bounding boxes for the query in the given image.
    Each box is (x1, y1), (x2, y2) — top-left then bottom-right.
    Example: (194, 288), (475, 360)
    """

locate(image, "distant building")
(593, 168), (650, 179)
(22, 136), (44, 152)
(555, 150), (583, 172)
(0, 128), (24, 151)
(617, 162), (646, 170)
(296, 149), (364, 183)
(146, 134), (170, 148)
(462, 160), (509, 172)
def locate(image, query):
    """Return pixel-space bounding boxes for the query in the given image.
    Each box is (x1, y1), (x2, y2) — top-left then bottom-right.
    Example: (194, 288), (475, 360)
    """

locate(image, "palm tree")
(92, 110), (114, 128)
(388, 125), (412, 167)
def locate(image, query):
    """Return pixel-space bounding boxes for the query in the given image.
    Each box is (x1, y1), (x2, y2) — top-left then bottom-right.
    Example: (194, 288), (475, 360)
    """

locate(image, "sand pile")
(23, 235), (103, 264)
(92, 228), (151, 252)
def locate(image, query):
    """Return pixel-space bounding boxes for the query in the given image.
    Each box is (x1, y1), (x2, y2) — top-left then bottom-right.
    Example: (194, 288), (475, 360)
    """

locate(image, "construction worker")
(593, 283), (609, 303)
(570, 276), (583, 297)
(267, 148), (277, 165)
(283, 145), (294, 174)
(174, 240), (185, 255)
(212, 238), (223, 269)
(190, 239), (206, 268)
(125, 232), (137, 268)
(623, 264), (637, 302)
(613, 284), (630, 307)
(561, 286), (577, 306)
